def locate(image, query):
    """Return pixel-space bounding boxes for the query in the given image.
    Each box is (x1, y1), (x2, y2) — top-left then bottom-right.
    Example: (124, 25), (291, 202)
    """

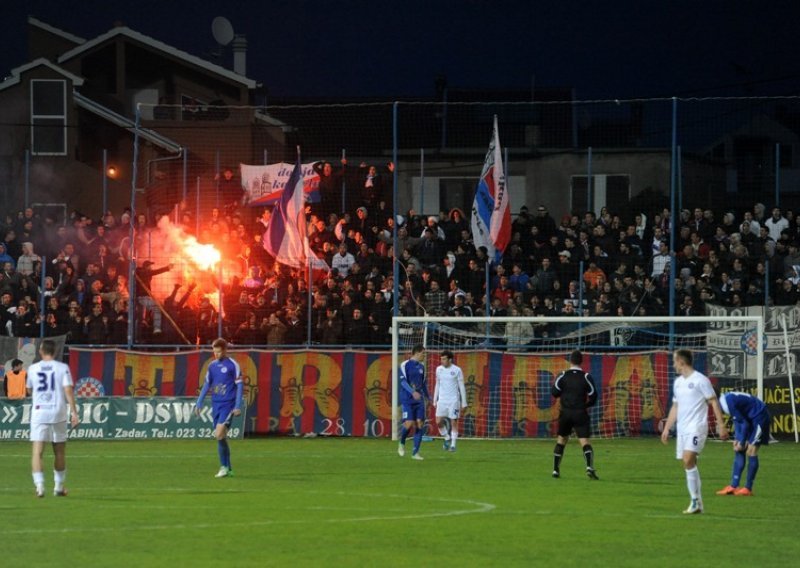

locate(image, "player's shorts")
(676, 431), (707, 459)
(212, 402), (236, 428)
(435, 400), (461, 420)
(30, 421), (68, 443)
(734, 412), (771, 447)
(401, 402), (425, 423)
(557, 408), (591, 438)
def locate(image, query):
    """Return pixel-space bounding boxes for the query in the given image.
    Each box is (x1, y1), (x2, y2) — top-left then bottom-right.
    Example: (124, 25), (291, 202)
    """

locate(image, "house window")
(30, 80), (67, 155)
(570, 174), (631, 215)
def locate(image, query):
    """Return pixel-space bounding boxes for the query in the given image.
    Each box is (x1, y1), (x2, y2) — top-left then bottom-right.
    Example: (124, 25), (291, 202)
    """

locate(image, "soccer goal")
(391, 315), (765, 441)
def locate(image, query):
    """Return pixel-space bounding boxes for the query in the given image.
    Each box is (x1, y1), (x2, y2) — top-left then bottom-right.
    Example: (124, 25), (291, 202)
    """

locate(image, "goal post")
(391, 315), (765, 441)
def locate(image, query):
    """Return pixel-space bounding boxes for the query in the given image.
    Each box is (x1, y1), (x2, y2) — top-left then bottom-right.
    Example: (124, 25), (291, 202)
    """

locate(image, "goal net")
(391, 315), (764, 441)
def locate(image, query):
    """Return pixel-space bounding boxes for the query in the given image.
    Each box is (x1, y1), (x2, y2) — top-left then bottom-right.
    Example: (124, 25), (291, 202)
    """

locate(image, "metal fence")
(7, 96), (800, 347)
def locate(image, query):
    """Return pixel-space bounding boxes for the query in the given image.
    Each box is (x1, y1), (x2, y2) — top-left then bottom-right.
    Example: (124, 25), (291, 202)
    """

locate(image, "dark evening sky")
(3, 0), (799, 100)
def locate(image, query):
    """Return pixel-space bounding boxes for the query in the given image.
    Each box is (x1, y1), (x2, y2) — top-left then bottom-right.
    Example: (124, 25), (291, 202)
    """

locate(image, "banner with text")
(58, 348), (798, 439)
(240, 162), (321, 207)
(0, 397), (245, 441)
(705, 304), (800, 436)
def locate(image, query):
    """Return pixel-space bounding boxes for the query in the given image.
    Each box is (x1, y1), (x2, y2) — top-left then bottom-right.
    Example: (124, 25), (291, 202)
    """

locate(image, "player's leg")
(448, 412), (460, 451)
(576, 412), (597, 479)
(399, 404), (413, 456)
(212, 404), (232, 477)
(436, 407), (450, 450)
(718, 422), (747, 495)
(681, 443), (703, 514)
(52, 441), (68, 496)
(399, 421), (413, 456)
(437, 413), (451, 449)
(411, 404), (425, 459)
(738, 417), (768, 495)
(552, 413), (571, 477)
(31, 434), (46, 498)
(578, 438), (598, 480)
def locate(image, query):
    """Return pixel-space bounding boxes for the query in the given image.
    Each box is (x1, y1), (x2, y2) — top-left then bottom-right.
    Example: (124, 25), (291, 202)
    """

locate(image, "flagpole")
(392, 102), (399, 318)
(307, 257), (313, 347)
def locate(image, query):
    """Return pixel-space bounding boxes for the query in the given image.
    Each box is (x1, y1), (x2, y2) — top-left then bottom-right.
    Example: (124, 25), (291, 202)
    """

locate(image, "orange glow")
(182, 237), (221, 271)
(106, 165), (119, 178)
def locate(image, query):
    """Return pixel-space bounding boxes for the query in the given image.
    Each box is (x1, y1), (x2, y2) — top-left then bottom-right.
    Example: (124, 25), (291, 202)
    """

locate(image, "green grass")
(2, 437), (798, 567)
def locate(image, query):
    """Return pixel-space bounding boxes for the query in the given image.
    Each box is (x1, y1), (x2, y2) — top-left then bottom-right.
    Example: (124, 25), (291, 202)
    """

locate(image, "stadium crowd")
(1, 160), (798, 346)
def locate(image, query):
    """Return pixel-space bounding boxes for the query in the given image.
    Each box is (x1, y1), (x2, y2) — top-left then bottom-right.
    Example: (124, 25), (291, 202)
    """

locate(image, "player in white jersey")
(433, 350), (468, 452)
(661, 349), (728, 514)
(25, 339), (79, 498)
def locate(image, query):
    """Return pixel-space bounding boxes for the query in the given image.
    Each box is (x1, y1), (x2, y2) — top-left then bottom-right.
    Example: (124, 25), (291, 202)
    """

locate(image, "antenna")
(211, 16), (234, 46)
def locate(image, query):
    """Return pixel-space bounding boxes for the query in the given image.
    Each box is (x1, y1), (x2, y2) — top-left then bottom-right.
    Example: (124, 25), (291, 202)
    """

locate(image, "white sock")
(451, 430), (458, 448)
(439, 421), (449, 438)
(685, 466), (701, 500)
(54, 470), (66, 491)
(33, 471), (45, 491)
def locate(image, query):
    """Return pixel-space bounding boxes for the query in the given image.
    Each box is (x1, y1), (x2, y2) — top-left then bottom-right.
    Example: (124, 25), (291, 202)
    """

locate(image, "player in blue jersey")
(397, 344), (429, 460)
(715, 391), (770, 496)
(194, 338), (243, 478)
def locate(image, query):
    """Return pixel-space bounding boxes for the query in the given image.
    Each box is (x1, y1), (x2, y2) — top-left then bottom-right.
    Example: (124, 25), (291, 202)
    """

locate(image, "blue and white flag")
(263, 155), (327, 272)
(470, 115), (511, 262)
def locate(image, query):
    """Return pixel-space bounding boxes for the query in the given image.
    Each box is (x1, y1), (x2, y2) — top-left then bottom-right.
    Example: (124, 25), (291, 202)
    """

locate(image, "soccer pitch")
(3, 438), (797, 567)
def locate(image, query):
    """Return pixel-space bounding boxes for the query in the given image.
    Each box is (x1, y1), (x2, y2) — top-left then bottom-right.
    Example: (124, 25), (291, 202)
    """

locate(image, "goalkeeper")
(551, 350), (599, 480)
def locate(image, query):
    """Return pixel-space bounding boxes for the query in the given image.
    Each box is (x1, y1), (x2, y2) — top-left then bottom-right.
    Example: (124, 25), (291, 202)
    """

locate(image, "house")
(0, 16), (285, 221)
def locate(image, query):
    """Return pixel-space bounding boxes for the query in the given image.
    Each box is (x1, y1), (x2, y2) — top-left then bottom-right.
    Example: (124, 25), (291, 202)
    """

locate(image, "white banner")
(240, 162), (320, 207)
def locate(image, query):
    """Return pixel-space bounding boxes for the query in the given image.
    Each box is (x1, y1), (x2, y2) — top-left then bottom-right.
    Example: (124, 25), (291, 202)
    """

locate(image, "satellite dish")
(212, 16), (234, 46)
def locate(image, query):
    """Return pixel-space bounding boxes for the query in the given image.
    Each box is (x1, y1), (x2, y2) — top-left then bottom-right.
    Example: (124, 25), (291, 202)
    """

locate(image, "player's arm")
(398, 361), (419, 400)
(64, 384), (79, 428)
(661, 402), (678, 444)
(457, 368), (468, 408)
(420, 368), (431, 402)
(708, 396), (729, 440)
(194, 371), (211, 415)
(432, 370), (439, 407)
(232, 361), (244, 416)
(585, 373), (598, 407)
(551, 372), (564, 399)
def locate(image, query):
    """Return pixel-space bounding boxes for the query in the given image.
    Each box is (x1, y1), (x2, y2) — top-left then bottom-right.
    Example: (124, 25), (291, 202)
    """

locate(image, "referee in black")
(551, 349), (599, 479)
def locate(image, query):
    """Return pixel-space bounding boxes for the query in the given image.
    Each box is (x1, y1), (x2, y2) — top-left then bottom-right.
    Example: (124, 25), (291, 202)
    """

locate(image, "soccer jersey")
(399, 358), (428, 405)
(552, 367), (598, 410)
(434, 364), (467, 406)
(26, 359), (73, 424)
(719, 391), (768, 423)
(672, 370), (715, 435)
(204, 357), (242, 405)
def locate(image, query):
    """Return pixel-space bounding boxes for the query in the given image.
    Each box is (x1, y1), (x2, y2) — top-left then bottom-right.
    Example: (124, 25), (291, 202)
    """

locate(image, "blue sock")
(732, 451), (746, 487)
(412, 428), (423, 455)
(400, 425), (409, 445)
(218, 439), (230, 468)
(745, 455), (759, 489)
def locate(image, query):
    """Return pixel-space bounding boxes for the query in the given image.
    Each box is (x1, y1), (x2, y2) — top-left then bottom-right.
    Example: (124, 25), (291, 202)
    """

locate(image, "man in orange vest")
(4, 359), (27, 399)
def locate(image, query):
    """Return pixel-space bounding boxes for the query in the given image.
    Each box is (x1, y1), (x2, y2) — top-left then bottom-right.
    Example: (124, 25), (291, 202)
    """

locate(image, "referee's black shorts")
(557, 408), (591, 438)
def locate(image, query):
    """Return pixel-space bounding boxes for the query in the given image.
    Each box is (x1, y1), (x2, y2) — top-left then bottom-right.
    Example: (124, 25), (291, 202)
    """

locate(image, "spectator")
(16, 242), (40, 277)
(0, 244), (15, 269)
(765, 207), (789, 242)
(504, 306), (535, 347)
(492, 275), (514, 308)
(135, 260), (173, 334)
(3, 358), (27, 398)
(331, 242), (356, 278)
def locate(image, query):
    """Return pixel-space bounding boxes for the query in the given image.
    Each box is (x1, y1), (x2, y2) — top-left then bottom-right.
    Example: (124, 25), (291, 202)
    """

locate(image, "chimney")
(232, 35), (247, 76)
